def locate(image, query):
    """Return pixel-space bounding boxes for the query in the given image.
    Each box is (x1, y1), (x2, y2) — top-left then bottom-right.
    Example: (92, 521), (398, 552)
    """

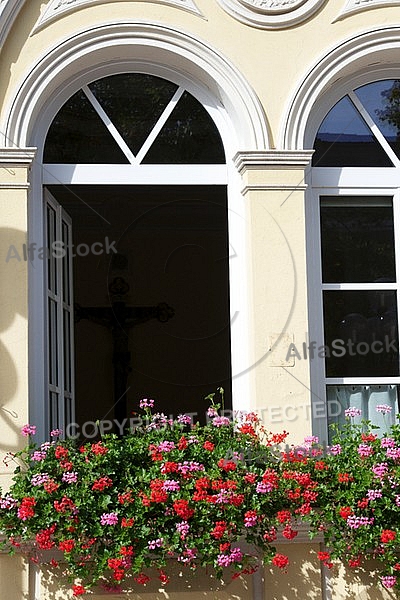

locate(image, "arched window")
(310, 79), (400, 441)
(41, 73), (231, 437)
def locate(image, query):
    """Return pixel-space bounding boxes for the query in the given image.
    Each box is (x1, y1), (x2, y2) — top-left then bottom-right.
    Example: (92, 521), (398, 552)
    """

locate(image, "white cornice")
(0, 147), (36, 167)
(234, 150), (314, 174)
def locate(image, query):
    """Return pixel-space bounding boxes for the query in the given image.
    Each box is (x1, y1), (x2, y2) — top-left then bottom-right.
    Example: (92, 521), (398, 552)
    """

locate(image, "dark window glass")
(323, 290), (399, 377)
(355, 80), (400, 160)
(143, 91), (225, 164)
(320, 197), (395, 283)
(89, 74), (178, 156)
(44, 90), (129, 164)
(313, 96), (393, 167)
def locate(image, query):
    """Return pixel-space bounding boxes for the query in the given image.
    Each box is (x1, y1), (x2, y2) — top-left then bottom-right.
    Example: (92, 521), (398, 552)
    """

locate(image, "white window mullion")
(326, 377), (400, 385)
(322, 283), (398, 291)
(348, 91), (400, 169)
(135, 87), (185, 164)
(82, 85), (137, 165)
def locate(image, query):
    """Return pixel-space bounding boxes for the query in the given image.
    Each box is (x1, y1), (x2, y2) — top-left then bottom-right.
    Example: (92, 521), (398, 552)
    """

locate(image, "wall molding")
(33, 0), (203, 33)
(234, 150), (314, 173)
(0, 148), (37, 167)
(216, 0), (327, 29)
(335, 0), (400, 21)
(0, 0), (25, 48)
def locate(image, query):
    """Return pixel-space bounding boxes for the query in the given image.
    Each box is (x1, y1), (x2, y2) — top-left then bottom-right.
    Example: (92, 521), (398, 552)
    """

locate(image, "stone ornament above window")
(33, 0), (202, 32)
(216, 0), (327, 28)
(335, 0), (400, 21)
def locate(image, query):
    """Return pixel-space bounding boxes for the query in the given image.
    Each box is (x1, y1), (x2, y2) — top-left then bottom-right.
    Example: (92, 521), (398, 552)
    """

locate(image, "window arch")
(41, 72), (233, 436)
(309, 79), (400, 442)
(43, 73), (225, 165)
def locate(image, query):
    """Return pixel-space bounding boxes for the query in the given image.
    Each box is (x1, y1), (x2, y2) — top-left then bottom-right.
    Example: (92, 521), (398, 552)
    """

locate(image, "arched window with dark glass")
(311, 80), (400, 440)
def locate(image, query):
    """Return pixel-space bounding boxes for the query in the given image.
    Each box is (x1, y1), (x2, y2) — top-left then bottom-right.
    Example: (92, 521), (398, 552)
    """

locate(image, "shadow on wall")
(0, 228), (28, 454)
(0, 554), (30, 600)
(330, 558), (397, 599)
(39, 561), (251, 599)
(265, 543), (322, 600)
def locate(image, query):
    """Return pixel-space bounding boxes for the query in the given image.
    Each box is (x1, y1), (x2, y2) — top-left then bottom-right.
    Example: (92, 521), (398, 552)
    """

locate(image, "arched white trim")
(283, 26), (400, 150)
(0, 0), (25, 49)
(3, 21), (270, 153)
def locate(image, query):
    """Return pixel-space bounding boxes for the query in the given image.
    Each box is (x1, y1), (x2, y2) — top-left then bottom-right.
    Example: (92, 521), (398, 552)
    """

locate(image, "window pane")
(89, 74), (178, 156)
(48, 298), (59, 386)
(63, 309), (71, 393)
(313, 95), (393, 167)
(65, 396), (73, 430)
(62, 221), (71, 305)
(44, 90), (129, 164)
(355, 80), (400, 160)
(323, 290), (399, 377)
(49, 391), (59, 432)
(327, 384), (398, 440)
(143, 91), (225, 164)
(320, 196), (395, 283)
(47, 205), (57, 293)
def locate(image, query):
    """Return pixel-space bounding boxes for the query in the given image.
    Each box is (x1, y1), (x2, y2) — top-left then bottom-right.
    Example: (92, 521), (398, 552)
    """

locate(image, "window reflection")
(313, 95), (392, 167)
(323, 290), (399, 377)
(320, 197), (395, 283)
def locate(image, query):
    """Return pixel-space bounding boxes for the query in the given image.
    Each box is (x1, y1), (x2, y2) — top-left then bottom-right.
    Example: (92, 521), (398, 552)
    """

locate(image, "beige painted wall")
(0, 164), (30, 492)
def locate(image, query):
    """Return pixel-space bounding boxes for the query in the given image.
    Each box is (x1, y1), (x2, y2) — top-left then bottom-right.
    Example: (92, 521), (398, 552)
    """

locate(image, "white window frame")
(308, 173), (400, 442)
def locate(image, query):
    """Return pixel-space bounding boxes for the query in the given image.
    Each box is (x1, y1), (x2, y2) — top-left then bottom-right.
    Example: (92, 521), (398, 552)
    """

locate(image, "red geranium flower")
(381, 529), (396, 543)
(59, 539), (75, 553)
(272, 553), (289, 569)
(92, 476), (113, 491)
(91, 441), (108, 455)
(55, 446), (69, 460)
(173, 499), (194, 520)
(203, 441), (215, 451)
(72, 584), (86, 596)
(339, 506), (353, 519)
(338, 473), (353, 483)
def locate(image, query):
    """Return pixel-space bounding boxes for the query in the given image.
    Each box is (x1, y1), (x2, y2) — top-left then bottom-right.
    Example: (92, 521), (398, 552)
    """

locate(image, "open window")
(41, 73), (232, 437)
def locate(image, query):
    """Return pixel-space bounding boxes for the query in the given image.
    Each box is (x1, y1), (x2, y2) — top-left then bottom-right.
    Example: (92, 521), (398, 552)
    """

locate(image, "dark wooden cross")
(75, 277), (174, 423)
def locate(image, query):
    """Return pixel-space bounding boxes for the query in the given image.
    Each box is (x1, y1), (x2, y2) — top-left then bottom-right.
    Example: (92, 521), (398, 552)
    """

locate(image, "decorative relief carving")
(335, 0), (400, 20)
(238, 0), (307, 14)
(33, 0), (202, 32)
(216, 0), (326, 28)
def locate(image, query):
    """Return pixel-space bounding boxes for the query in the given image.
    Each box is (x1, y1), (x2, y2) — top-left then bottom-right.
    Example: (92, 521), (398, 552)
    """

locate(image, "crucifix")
(75, 277), (174, 424)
